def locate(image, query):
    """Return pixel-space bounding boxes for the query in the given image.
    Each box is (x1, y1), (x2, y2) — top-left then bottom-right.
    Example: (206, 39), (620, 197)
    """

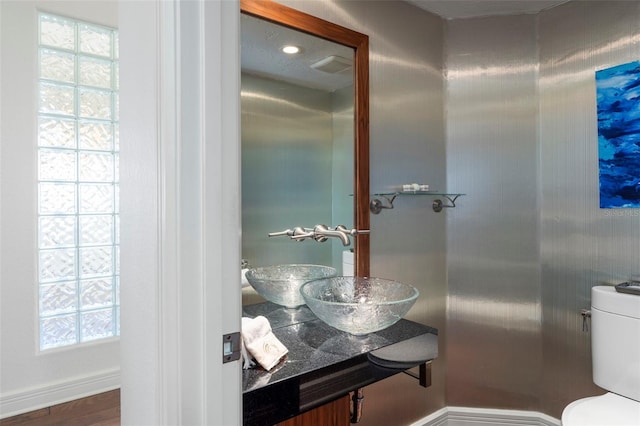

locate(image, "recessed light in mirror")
(282, 45), (301, 54)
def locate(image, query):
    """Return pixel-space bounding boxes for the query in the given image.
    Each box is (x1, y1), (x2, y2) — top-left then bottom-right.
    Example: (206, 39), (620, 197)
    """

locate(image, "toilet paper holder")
(581, 309), (591, 332)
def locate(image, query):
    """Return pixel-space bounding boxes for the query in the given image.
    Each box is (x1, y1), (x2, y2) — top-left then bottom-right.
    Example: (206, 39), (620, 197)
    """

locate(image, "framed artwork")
(596, 60), (640, 208)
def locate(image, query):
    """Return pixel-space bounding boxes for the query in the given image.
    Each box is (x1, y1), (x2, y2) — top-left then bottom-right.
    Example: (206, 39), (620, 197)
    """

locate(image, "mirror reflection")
(240, 14), (355, 282)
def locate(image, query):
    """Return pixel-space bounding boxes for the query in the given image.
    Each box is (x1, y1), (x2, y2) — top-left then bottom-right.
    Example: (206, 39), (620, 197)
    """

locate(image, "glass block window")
(37, 13), (119, 350)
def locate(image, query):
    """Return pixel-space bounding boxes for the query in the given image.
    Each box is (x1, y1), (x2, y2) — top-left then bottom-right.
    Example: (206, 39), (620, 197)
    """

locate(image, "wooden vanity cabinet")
(277, 395), (351, 426)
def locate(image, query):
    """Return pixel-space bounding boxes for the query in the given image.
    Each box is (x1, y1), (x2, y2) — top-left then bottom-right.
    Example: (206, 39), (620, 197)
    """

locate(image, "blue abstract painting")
(596, 60), (640, 208)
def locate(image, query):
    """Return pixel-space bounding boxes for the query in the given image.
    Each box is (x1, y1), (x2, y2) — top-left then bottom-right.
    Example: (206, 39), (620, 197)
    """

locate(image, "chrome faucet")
(268, 225), (369, 246)
(312, 224), (349, 245)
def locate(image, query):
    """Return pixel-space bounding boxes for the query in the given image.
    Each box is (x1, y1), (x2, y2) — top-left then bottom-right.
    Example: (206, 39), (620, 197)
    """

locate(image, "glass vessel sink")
(300, 276), (419, 335)
(245, 264), (337, 309)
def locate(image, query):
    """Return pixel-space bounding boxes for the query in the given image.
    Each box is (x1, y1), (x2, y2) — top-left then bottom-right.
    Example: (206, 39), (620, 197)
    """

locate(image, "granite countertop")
(242, 302), (438, 425)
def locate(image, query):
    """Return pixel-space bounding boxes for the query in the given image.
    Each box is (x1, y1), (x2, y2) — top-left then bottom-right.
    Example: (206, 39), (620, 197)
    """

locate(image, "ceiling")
(241, 13), (354, 92)
(241, 1), (571, 92)
(406, 0), (569, 19)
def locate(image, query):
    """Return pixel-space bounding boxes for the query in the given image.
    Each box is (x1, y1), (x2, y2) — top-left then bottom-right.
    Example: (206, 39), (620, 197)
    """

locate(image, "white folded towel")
(241, 316), (288, 371)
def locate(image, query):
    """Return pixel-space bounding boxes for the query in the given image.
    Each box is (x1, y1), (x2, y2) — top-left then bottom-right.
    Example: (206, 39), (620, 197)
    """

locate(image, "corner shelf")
(370, 191), (464, 214)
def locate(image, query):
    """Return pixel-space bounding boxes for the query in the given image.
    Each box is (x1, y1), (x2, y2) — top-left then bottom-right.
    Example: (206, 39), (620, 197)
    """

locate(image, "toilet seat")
(562, 392), (640, 425)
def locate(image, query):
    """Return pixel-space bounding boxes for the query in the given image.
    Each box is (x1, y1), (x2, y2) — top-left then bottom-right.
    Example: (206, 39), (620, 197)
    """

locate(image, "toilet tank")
(591, 286), (640, 402)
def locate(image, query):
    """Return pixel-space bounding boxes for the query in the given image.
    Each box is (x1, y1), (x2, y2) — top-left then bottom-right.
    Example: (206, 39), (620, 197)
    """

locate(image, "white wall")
(0, 1), (120, 417)
(2, 1), (243, 423)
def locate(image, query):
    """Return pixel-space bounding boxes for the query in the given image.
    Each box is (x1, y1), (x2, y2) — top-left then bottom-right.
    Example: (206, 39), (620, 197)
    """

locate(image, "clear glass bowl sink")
(300, 276), (419, 336)
(245, 264), (337, 309)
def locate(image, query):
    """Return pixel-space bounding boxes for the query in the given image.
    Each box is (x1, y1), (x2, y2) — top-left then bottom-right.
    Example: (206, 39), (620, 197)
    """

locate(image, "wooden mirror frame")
(240, 0), (370, 276)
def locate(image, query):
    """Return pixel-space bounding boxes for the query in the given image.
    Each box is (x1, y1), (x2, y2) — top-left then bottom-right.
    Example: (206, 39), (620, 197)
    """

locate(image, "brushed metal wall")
(250, 0), (640, 422)
(241, 73), (336, 268)
(445, 13), (543, 411)
(276, 1), (448, 423)
(331, 86), (355, 272)
(447, 1), (640, 419)
(538, 1), (640, 418)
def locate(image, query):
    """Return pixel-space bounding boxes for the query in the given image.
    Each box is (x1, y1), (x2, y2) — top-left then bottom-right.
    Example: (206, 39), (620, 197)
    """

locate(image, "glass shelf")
(370, 191), (465, 214)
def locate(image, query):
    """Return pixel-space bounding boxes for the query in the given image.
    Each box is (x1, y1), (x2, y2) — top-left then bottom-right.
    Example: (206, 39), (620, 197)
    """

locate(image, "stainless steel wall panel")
(446, 1), (640, 419)
(331, 85), (355, 271)
(247, 0), (640, 422)
(241, 73), (335, 267)
(277, 1), (448, 423)
(445, 14), (543, 411)
(538, 1), (640, 417)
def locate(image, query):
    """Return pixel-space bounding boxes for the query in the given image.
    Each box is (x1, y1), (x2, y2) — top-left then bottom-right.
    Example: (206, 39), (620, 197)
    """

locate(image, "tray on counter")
(615, 281), (640, 296)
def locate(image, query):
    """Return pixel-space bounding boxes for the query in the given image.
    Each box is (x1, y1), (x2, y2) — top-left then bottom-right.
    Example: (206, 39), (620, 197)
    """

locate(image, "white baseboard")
(410, 406), (561, 426)
(0, 368), (120, 419)
(411, 407), (450, 426)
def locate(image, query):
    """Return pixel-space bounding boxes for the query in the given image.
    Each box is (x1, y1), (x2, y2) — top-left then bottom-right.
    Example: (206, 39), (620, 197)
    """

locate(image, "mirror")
(240, 0), (369, 285)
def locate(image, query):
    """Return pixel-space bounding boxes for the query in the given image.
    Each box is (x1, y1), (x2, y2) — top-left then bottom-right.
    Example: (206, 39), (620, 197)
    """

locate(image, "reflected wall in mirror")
(241, 14), (353, 270)
(240, 0), (369, 293)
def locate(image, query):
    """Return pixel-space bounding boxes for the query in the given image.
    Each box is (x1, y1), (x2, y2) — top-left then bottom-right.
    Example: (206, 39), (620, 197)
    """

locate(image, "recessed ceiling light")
(282, 45), (301, 54)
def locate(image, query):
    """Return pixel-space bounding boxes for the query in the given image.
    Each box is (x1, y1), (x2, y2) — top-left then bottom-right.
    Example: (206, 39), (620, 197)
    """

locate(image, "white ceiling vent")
(310, 55), (353, 74)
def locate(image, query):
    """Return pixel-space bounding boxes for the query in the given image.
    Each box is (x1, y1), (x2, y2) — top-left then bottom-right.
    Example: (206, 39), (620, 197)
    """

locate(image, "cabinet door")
(277, 395), (350, 426)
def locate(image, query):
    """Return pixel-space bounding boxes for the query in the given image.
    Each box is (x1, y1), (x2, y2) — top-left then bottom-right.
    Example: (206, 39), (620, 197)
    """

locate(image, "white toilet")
(562, 286), (640, 425)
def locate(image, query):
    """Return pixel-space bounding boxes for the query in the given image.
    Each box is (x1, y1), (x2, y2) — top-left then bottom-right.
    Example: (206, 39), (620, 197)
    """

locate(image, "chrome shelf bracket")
(432, 194), (462, 212)
(370, 192), (464, 214)
(370, 194), (398, 214)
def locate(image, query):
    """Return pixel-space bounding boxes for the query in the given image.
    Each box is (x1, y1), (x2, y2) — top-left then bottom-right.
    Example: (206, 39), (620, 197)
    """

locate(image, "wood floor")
(0, 390), (120, 426)
(0, 389), (348, 425)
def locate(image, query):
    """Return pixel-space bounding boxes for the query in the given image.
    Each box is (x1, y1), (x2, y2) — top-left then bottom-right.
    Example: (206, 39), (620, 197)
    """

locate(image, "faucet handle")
(270, 226), (314, 241)
(291, 227), (315, 241)
(335, 225), (370, 236)
(314, 224), (349, 245)
(311, 224), (330, 243)
(268, 229), (294, 237)
(291, 226), (314, 241)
